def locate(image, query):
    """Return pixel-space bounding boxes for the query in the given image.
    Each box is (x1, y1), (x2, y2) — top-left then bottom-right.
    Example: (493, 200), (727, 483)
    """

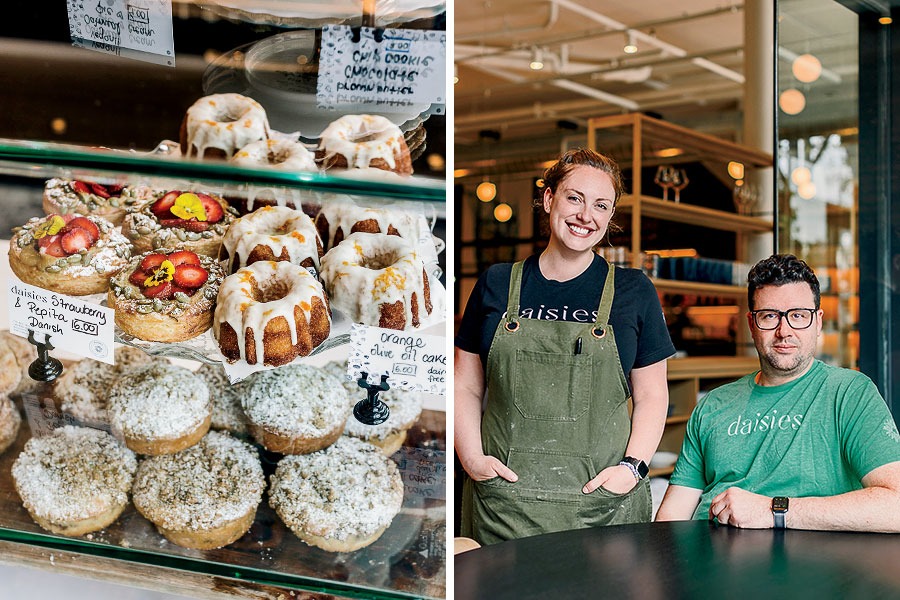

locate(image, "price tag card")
(7, 277), (115, 364)
(318, 25), (446, 111)
(66, 0), (176, 67)
(347, 324), (446, 395)
(396, 447), (446, 500)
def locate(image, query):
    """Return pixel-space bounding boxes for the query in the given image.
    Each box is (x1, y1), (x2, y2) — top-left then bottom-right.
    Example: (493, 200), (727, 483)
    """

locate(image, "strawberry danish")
(43, 178), (156, 226)
(121, 190), (236, 258)
(9, 213), (132, 295)
(108, 249), (225, 342)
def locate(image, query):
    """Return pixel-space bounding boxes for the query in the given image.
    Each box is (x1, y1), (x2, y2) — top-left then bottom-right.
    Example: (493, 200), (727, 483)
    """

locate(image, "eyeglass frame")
(749, 308), (819, 330)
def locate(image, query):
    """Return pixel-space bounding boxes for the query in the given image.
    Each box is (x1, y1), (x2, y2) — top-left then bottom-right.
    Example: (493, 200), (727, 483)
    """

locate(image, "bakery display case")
(0, 2), (446, 599)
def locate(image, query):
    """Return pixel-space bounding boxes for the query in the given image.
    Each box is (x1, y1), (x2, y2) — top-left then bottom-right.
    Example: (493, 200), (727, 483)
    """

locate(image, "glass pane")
(777, 0), (859, 368)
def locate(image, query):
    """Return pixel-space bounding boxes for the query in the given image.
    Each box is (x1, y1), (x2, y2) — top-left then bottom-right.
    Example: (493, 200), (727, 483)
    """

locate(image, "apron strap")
(505, 261), (525, 331)
(592, 257), (615, 337)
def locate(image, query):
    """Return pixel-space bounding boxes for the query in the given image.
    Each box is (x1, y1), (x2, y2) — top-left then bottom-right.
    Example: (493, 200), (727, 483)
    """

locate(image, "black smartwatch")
(620, 456), (649, 480)
(771, 496), (789, 529)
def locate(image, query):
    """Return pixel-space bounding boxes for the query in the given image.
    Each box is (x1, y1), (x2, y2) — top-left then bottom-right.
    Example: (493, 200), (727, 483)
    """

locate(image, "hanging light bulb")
(530, 47), (544, 70)
(476, 181), (497, 202)
(779, 89), (806, 115)
(791, 166), (812, 185)
(623, 32), (638, 54)
(798, 181), (816, 199)
(792, 54), (822, 83)
(879, 16), (892, 25)
(494, 203), (513, 222)
(727, 161), (745, 180)
(453, 63), (459, 85)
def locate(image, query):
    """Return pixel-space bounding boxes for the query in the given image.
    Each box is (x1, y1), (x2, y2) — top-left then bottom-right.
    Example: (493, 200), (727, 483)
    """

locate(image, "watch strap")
(771, 496), (789, 529)
(620, 456), (649, 480)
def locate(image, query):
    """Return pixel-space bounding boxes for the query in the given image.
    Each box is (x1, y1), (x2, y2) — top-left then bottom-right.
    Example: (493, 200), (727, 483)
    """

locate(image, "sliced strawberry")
(37, 233), (59, 249)
(129, 269), (149, 288)
(66, 217), (100, 243)
(143, 281), (174, 299)
(71, 181), (91, 195)
(40, 237), (66, 257)
(197, 193), (224, 223)
(173, 264), (208, 289)
(106, 184), (125, 195)
(139, 253), (167, 272)
(90, 183), (111, 198)
(150, 191), (181, 218)
(60, 228), (93, 254)
(168, 250), (201, 267)
(158, 218), (209, 232)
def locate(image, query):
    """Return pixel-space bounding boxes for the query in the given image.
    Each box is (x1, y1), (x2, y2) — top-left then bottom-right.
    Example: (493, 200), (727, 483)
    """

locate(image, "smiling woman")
(454, 147), (677, 545)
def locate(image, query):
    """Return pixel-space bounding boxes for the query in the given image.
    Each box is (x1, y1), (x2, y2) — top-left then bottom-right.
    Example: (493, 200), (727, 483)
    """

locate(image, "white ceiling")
(454, 0), (859, 176)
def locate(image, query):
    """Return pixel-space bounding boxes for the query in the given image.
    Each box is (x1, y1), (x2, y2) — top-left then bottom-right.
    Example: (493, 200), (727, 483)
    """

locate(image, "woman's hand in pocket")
(464, 455), (519, 482)
(582, 464), (637, 495)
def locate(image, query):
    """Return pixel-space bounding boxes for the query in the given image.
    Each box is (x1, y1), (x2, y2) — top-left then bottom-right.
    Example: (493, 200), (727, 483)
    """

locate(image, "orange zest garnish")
(169, 193), (207, 222)
(144, 260), (175, 287)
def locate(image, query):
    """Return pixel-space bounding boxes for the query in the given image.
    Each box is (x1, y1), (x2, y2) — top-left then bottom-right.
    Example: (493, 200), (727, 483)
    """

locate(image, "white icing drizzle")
(315, 200), (421, 251)
(232, 139), (317, 172)
(318, 115), (405, 170)
(319, 232), (430, 328)
(213, 261), (330, 364)
(269, 437), (403, 542)
(107, 363), (211, 441)
(133, 431), (264, 531)
(241, 364), (349, 439)
(222, 206), (322, 273)
(57, 347), (152, 423)
(195, 364), (249, 437)
(322, 361), (423, 441)
(184, 94), (270, 159)
(11, 426), (137, 525)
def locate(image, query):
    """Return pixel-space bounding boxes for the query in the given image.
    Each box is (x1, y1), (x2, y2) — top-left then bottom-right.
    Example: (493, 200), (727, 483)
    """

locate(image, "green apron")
(461, 259), (651, 545)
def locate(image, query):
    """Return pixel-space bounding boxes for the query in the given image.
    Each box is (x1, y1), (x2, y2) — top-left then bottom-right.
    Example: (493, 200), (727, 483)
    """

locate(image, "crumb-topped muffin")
(133, 430), (264, 549)
(107, 363), (211, 455)
(269, 437), (404, 551)
(242, 364), (349, 454)
(12, 426), (137, 536)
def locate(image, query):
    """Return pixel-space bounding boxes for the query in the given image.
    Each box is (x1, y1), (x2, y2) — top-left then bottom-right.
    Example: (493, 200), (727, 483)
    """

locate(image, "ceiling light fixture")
(792, 53), (822, 83)
(623, 31), (638, 54)
(453, 63), (459, 85)
(779, 89), (806, 115)
(727, 161), (745, 180)
(530, 47), (544, 70)
(879, 16), (892, 25)
(477, 181), (497, 202)
(494, 203), (513, 222)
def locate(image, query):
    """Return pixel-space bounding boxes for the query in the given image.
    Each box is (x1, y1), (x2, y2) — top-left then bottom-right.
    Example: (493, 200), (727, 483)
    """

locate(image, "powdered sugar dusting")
(107, 363), (210, 440)
(133, 431), (264, 531)
(0, 395), (22, 449)
(269, 437), (403, 542)
(241, 364), (349, 438)
(12, 426), (137, 525)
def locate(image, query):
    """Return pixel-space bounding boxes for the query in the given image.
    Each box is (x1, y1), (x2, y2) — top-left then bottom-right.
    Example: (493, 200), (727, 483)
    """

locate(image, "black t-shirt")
(455, 254), (676, 378)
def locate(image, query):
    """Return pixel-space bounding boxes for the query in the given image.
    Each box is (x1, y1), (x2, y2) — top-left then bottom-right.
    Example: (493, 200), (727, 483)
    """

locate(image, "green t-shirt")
(670, 360), (900, 520)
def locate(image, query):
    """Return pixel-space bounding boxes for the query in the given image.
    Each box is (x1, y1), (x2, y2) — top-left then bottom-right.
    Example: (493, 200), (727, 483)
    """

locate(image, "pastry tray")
(0, 387), (446, 599)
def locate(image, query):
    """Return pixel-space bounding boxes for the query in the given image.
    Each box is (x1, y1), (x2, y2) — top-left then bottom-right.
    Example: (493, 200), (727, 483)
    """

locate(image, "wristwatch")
(619, 456), (649, 480)
(771, 496), (789, 529)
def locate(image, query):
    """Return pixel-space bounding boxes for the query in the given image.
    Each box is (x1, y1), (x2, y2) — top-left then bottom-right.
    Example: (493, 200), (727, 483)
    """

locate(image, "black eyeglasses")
(750, 308), (818, 330)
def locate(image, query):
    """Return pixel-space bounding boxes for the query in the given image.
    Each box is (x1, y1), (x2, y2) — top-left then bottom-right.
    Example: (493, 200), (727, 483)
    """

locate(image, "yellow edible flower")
(169, 193), (207, 221)
(144, 260), (175, 287)
(33, 215), (65, 239)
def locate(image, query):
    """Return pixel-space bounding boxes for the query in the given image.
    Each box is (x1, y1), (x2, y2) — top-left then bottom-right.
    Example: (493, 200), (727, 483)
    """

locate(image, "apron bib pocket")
(514, 349), (593, 421)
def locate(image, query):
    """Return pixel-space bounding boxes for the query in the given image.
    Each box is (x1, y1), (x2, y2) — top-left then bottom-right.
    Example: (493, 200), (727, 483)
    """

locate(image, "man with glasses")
(656, 254), (900, 531)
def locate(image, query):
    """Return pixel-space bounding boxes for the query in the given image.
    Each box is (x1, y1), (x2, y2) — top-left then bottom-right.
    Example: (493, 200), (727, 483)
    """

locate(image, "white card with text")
(7, 276), (115, 364)
(347, 324), (446, 395)
(66, 0), (176, 66)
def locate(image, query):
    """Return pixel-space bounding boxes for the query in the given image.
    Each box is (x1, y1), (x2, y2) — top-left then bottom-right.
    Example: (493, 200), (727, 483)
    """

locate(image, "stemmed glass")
(733, 183), (759, 215)
(654, 166), (674, 201)
(671, 168), (689, 203)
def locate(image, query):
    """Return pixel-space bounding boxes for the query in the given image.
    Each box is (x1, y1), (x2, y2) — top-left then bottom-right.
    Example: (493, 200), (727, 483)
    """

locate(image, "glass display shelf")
(0, 382), (446, 600)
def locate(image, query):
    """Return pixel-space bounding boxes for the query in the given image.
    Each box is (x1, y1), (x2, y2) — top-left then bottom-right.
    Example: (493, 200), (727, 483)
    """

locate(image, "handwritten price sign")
(66, 0), (175, 66)
(7, 277), (115, 364)
(348, 324), (446, 395)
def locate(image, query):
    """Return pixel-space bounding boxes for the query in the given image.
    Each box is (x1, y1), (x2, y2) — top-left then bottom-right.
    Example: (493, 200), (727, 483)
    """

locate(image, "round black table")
(455, 521), (900, 599)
